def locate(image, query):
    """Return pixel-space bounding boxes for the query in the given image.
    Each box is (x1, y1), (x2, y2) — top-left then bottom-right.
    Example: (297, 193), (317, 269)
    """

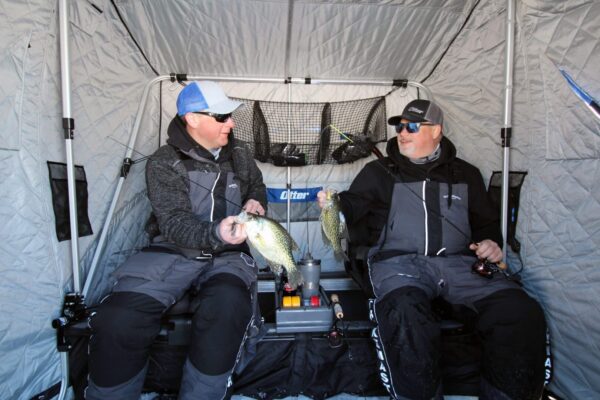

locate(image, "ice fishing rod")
(330, 125), (514, 277)
(560, 68), (600, 121)
(373, 153), (515, 277)
(108, 136), (248, 212)
(328, 124), (483, 246)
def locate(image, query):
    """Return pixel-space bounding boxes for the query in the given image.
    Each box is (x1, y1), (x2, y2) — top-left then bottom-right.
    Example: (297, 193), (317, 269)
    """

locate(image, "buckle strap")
(194, 250), (213, 260)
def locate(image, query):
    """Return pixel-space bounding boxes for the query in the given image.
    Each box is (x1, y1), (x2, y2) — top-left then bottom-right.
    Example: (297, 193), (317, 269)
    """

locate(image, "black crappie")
(235, 211), (303, 289)
(320, 189), (349, 261)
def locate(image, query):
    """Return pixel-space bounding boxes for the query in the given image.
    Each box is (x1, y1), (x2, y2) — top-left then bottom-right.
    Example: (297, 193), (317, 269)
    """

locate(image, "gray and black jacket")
(339, 136), (501, 255)
(145, 116), (267, 255)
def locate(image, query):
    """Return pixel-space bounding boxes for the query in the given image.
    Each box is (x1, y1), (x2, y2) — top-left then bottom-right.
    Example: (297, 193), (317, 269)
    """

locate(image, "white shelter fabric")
(0, 0), (598, 399)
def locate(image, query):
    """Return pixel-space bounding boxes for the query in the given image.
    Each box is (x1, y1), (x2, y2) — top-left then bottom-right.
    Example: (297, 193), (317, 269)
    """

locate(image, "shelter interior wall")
(427, 1), (600, 398)
(0, 0), (156, 397)
(1, 0), (599, 398)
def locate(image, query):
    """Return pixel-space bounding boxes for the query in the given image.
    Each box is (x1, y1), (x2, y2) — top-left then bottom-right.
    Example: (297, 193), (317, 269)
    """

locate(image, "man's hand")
(469, 239), (502, 263)
(242, 199), (265, 216)
(316, 190), (327, 209)
(218, 216), (247, 245)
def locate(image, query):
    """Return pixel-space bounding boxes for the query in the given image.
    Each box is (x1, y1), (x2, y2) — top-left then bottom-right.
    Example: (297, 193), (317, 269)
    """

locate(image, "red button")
(310, 295), (320, 307)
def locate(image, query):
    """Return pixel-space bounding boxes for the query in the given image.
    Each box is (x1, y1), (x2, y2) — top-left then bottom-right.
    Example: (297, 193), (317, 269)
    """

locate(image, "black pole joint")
(170, 73), (188, 83)
(304, 77), (311, 84)
(121, 157), (133, 178)
(392, 79), (408, 88)
(501, 127), (512, 148)
(284, 77), (292, 84)
(62, 118), (74, 139)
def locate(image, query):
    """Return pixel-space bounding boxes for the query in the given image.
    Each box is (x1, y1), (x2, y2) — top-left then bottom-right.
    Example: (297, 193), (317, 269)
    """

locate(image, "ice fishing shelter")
(1, 0), (599, 399)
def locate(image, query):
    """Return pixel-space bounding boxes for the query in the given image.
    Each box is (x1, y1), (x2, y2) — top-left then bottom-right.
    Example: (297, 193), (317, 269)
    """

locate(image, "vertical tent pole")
(284, 0), (294, 232)
(58, 1), (75, 398)
(59, 0), (80, 293)
(501, 0), (516, 260)
(287, 82), (292, 231)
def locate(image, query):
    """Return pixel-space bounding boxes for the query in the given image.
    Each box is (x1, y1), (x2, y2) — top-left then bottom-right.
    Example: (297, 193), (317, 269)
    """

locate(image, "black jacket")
(339, 136), (501, 248)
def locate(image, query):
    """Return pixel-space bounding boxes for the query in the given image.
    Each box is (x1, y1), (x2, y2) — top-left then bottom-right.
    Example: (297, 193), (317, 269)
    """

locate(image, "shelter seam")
(421, 0), (483, 84)
(110, 0), (159, 76)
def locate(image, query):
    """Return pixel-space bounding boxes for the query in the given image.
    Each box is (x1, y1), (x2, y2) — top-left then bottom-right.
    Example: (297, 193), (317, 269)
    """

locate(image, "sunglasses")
(193, 112), (232, 123)
(395, 122), (432, 134)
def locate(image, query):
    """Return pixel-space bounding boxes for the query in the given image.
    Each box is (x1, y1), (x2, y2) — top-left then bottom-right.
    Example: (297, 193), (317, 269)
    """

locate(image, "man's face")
(186, 113), (235, 150)
(396, 119), (441, 158)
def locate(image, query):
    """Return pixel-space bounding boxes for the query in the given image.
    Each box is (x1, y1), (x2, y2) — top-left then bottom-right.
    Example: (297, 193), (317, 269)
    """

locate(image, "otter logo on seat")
(267, 187), (323, 203)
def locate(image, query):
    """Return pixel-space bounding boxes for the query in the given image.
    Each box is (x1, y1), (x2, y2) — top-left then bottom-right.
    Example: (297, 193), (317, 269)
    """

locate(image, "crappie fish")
(235, 211), (303, 289)
(320, 189), (349, 261)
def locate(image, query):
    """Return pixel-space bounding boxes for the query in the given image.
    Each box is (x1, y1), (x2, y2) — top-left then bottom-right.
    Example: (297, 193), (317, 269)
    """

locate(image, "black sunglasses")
(193, 112), (232, 123)
(395, 122), (432, 134)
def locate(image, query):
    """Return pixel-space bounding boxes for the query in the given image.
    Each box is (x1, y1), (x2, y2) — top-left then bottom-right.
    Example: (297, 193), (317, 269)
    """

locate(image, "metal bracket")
(52, 292), (88, 352)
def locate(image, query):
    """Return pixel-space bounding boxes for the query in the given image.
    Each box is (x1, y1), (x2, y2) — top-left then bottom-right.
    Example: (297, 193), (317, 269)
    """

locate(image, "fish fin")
(286, 267), (304, 290)
(290, 237), (300, 252)
(269, 263), (283, 276)
(254, 232), (266, 247)
(320, 228), (332, 246)
(335, 249), (350, 262)
(338, 211), (346, 225)
(339, 212), (349, 239)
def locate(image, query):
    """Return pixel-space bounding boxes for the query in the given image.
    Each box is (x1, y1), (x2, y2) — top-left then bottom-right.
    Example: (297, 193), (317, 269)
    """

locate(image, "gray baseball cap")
(388, 99), (443, 125)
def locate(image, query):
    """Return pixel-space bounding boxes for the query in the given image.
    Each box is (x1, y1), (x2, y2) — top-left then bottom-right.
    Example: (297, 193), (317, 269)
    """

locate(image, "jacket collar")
(386, 135), (456, 171)
(165, 116), (232, 163)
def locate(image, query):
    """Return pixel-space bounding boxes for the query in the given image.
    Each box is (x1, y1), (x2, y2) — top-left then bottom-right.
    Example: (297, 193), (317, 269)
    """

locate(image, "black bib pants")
(367, 182), (546, 400)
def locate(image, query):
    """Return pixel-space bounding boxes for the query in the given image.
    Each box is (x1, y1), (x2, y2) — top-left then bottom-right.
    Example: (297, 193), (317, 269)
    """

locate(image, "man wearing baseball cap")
(87, 81), (267, 399)
(317, 99), (546, 399)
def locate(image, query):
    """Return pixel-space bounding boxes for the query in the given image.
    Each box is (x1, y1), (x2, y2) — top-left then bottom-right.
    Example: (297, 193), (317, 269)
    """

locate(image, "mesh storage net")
(231, 96), (387, 166)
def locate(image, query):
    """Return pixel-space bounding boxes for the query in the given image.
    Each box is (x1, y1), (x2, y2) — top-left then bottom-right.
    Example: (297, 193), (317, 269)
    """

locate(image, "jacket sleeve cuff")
(210, 221), (226, 250)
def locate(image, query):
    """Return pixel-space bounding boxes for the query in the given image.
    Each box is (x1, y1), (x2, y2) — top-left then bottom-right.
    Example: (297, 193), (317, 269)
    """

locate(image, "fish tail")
(336, 249), (350, 262)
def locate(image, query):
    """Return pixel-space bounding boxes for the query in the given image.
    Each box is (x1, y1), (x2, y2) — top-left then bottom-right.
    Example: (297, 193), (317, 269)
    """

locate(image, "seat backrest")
(344, 217), (376, 297)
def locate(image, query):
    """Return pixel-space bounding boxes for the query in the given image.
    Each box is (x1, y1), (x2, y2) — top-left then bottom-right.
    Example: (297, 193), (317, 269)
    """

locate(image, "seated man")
(87, 81), (267, 399)
(317, 99), (546, 399)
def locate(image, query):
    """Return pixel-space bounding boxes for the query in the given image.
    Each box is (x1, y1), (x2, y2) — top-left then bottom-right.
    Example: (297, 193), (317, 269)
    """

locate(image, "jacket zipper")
(422, 180), (428, 256)
(210, 169), (221, 222)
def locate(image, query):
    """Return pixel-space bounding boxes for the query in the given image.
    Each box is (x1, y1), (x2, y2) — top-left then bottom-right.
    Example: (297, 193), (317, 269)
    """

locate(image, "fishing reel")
(471, 259), (504, 279)
(328, 324), (344, 348)
(271, 143), (306, 167)
(328, 294), (345, 349)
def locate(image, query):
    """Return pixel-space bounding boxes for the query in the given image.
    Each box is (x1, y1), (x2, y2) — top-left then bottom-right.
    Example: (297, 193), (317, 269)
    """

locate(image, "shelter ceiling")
(114, 0), (478, 81)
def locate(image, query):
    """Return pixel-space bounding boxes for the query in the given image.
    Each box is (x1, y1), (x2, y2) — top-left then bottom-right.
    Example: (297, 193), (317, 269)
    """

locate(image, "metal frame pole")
(59, 0), (80, 293)
(501, 0), (516, 260)
(58, 1), (76, 398)
(286, 83), (292, 231)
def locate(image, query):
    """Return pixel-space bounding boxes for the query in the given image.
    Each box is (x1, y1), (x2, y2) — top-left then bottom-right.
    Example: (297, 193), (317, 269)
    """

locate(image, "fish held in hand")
(235, 211), (303, 289)
(320, 189), (349, 261)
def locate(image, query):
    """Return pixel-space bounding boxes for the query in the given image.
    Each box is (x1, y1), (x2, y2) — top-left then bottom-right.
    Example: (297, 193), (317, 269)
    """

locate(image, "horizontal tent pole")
(186, 75), (433, 98)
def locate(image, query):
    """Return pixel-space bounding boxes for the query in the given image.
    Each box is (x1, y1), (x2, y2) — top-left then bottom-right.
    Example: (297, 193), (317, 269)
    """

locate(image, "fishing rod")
(110, 127), (517, 278)
(108, 135), (248, 213)
(373, 154), (516, 278)
(330, 125), (518, 278)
